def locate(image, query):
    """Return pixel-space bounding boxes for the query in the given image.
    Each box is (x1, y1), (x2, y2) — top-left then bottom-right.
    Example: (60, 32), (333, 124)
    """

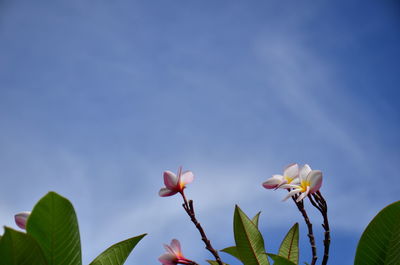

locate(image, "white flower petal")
(181, 171), (194, 185)
(283, 163), (299, 179)
(308, 170), (323, 193)
(262, 175), (284, 189)
(279, 183), (300, 189)
(282, 189), (301, 201)
(276, 179), (289, 189)
(291, 178), (301, 185)
(300, 164), (312, 180)
(272, 174), (285, 180)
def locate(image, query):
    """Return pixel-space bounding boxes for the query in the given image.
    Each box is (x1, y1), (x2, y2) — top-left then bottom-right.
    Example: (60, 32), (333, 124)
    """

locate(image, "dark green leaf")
(26, 192), (82, 265)
(221, 246), (242, 262)
(89, 234), (146, 265)
(234, 205), (269, 265)
(0, 227), (48, 265)
(266, 254), (296, 265)
(278, 223), (299, 264)
(354, 200), (400, 265)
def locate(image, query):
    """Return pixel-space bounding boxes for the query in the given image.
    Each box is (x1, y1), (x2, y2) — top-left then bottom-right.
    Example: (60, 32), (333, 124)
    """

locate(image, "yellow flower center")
(284, 176), (293, 183)
(179, 181), (185, 190)
(300, 180), (310, 192)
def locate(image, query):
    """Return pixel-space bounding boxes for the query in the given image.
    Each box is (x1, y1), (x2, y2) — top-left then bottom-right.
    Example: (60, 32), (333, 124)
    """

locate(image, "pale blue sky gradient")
(1, 1), (399, 264)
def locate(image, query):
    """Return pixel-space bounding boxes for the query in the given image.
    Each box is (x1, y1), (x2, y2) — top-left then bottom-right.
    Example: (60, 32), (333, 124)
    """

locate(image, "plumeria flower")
(158, 239), (193, 265)
(159, 167), (194, 197)
(15, 211), (30, 230)
(282, 164), (323, 202)
(262, 163), (300, 190)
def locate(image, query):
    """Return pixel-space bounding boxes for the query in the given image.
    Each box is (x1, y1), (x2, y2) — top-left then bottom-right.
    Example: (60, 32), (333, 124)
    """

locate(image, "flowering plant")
(0, 192), (146, 265)
(0, 164), (399, 265)
(156, 165), (400, 265)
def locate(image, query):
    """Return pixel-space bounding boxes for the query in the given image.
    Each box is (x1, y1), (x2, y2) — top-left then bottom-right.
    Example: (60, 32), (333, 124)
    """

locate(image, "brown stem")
(310, 192), (330, 265)
(180, 191), (224, 265)
(291, 195), (318, 265)
(308, 195), (322, 212)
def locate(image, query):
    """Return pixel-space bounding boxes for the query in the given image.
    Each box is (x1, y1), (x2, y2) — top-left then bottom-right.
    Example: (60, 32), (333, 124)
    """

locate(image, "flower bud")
(15, 211), (30, 230)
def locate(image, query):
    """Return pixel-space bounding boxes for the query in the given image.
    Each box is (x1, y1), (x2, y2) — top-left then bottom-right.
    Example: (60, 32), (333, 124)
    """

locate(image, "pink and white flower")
(158, 239), (193, 265)
(282, 164), (323, 202)
(262, 163), (300, 190)
(159, 167), (194, 197)
(15, 211), (30, 230)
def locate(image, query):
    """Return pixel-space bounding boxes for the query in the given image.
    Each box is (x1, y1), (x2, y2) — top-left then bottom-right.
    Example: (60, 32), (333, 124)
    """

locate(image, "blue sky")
(0, 0), (399, 264)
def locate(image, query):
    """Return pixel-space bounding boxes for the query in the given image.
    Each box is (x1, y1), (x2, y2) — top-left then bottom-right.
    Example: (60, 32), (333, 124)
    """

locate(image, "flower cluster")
(156, 164), (324, 265)
(263, 163), (323, 202)
(158, 167), (222, 265)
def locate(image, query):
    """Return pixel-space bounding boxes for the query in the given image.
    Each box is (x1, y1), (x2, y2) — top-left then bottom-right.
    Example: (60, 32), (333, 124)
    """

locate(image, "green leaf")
(26, 192), (82, 265)
(220, 212), (261, 263)
(221, 246), (242, 262)
(278, 223), (299, 264)
(252, 212), (261, 228)
(0, 227), (48, 265)
(206, 260), (230, 265)
(354, 200), (400, 265)
(233, 205), (269, 265)
(266, 254), (296, 265)
(89, 234), (146, 265)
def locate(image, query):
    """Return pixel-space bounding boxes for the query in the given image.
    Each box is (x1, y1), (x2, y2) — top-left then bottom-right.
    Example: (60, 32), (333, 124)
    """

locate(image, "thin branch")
(311, 191), (330, 265)
(308, 194), (323, 212)
(180, 191), (224, 265)
(291, 195), (318, 265)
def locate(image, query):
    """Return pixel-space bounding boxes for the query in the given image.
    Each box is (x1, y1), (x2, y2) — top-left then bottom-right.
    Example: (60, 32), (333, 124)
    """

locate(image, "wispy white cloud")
(1, 1), (398, 265)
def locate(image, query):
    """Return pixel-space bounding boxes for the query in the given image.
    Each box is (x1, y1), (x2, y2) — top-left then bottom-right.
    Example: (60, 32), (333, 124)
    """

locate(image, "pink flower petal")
(164, 244), (175, 255)
(159, 187), (178, 197)
(262, 175), (283, 189)
(160, 239), (189, 264)
(158, 253), (177, 265)
(164, 171), (179, 189)
(14, 211), (30, 230)
(178, 259), (192, 265)
(170, 239), (182, 254)
(180, 171), (194, 185)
